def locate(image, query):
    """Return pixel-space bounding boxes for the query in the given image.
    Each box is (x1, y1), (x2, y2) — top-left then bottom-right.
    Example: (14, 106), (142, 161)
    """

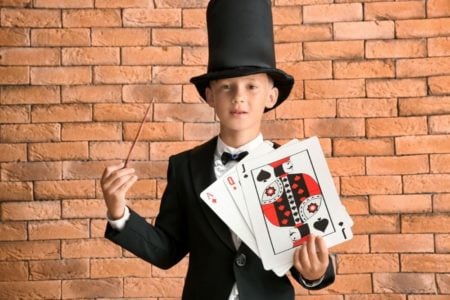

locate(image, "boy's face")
(205, 73), (278, 135)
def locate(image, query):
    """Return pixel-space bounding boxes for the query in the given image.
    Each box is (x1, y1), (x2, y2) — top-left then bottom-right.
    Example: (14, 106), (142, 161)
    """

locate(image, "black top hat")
(190, 0), (294, 112)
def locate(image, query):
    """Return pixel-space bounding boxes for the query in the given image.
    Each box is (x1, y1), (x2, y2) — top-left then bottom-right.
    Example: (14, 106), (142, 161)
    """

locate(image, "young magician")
(101, 0), (336, 299)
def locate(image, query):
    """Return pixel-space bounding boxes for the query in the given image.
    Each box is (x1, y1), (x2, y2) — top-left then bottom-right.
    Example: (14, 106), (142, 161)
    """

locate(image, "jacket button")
(235, 253), (246, 267)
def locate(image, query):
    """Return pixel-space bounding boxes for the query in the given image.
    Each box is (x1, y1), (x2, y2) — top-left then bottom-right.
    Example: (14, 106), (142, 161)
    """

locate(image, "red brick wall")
(1, 0), (449, 299)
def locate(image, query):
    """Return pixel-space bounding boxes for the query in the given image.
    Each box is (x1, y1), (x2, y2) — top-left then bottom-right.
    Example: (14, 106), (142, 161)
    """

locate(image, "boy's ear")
(265, 86), (279, 110)
(205, 86), (215, 108)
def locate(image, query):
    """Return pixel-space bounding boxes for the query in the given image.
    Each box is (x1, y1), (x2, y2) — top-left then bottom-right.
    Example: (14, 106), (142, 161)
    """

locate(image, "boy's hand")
(101, 163), (137, 220)
(293, 235), (329, 282)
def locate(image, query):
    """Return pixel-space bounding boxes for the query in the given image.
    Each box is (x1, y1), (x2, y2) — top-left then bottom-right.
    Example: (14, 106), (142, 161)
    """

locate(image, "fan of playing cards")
(200, 137), (353, 277)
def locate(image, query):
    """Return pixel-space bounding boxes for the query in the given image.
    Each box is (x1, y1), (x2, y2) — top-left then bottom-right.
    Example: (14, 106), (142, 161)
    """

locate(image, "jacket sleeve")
(290, 254), (335, 290)
(104, 157), (189, 269)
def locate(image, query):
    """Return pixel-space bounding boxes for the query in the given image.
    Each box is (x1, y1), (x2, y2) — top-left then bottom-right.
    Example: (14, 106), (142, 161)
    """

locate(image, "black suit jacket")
(105, 137), (335, 299)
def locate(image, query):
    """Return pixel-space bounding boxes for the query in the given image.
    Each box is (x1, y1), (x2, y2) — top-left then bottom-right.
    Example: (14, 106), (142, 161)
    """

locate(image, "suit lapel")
(189, 136), (236, 252)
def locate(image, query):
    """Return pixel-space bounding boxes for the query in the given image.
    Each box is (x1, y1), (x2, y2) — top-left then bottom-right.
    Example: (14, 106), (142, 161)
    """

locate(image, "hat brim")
(190, 66), (294, 112)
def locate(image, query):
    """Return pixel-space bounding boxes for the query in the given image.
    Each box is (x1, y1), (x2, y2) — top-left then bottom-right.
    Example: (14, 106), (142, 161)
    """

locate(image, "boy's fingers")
(293, 247), (304, 273)
(315, 236), (329, 264)
(108, 174), (136, 195)
(102, 167), (135, 190)
(306, 235), (319, 267)
(102, 163), (124, 181)
(116, 175), (138, 195)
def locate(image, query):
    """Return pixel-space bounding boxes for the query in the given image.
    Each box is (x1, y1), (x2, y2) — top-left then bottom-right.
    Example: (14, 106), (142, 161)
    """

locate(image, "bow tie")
(220, 151), (249, 165)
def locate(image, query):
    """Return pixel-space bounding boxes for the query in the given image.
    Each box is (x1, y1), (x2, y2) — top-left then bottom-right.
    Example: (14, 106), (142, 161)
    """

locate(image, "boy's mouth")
(230, 109), (248, 116)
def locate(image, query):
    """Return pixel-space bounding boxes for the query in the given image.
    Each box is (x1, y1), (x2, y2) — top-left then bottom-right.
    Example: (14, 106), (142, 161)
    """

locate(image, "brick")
(408, 295), (450, 300)
(429, 75), (450, 95)
(150, 141), (201, 160)
(341, 176), (401, 196)
(334, 21), (394, 40)
(399, 96), (450, 116)
(436, 234), (450, 252)
(428, 0), (450, 17)
(62, 47), (119, 65)
(63, 9), (121, 27)
(275, 99), (336, 119)
(124, 121), (183, 142)
(152, 28), (207, 46)
(90, 219), (106, 238)
(62, 238), (121, 258)
(154, 0), (208, 8)
(123, 46), (181, 65)
(333, 138), (394, 156)
(0, 0), (31, 6)
(334, 59), (394, 79)
(341, 196), (369, 215)
(397, 57), (450, 78)
(183, 83), (207, 103)
(305, 118), (364, 137)
(93, 103), (152, 122)
(346, 295), (406, 300)
(430, 115), (450, 134)
(366, 39), (426, 59)
(280, 61), (332, 80)
(62, 199), (105, 218)
(305, 79), (365, 99)
(371, 234), (434, 253)
(402, 254), (450, 272)
(62, 85), (121, 103)
(337, 254), (399, 274)
(1, 201), (60, 221)
(95, 0), (152, 8)
(370, 194), (432, 214)
(396, 135), (450, 155)
(0, 28), (29, 46)
(437, 274), (450, 293)
(310, 274), (372, 294)
(0, 222), (27, 241)
(0, 262), (28, 281)
(326, 157), (365, 176)
(0, 240), (60, 260)
(123, 8), (181, 27)
(367, 117), (427, 137)
(29, 142), (88, 161)
(184, 122), (219, 141)
(431, 152), (450, 174)
(123, 84), (182, 103)
(402, 214), (450, 233)
(434, 194), (450, 212)
(153, 103), (213, 122)
(1, 162), (61, 181)
(0, 47), (59, 66)
(92, 28), (150, 46)
(337, 98), (397, 118)
(127, 180), (157, 199)
(373, 273), (436, 294)
(303, 3), (362, 24)
(34, 0), (93, 7)
(0, 281), (61, 299)
(0, 143), (26, 162)
(124, 277), (184, 298)
(0, 182), (32, 201)
(404, 174), (450, 194)
(0, 105), (29, 123)
(351, 215), (399, 234)
(428, 37), (450, 57)
(29, 219), (89, 240)
(182, 46), (207, 65)
(31, 28), (90, 46)
(182, 8), (204, 28)
(365, 1), (425, 20)
(62, 122), (121, 141)
(34, 180), (95, 200)
(31, 66), (91, 85)
(91, 258), (152, 278)
(274, 24), (332, 43)
(62, 161), (115, 180)
(276, 43), (303, 63)
(1, 123), (60, 143)
(367, 79), (426, 98)
(272, 6), (301, 25)
(329, 234), (369, 254)
(30, 259), (89, 280)
(1, 8), (61, 27)
(396, 18), (450, 38)
(260, 120), (303, 140)
(1, 86), (59, 105)
(94, 66), (151, 84)
(62, 278), (123, 299)
(0, 66), (28, 84)
(153, 66), (205, 84)
(32, 104), (92, 123)
(304, 41), (364, 60)
(90, 142), (148, 161)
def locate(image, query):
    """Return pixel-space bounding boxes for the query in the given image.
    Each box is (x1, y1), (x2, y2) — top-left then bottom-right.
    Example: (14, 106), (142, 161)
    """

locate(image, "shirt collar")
(215, 133), (264, 158)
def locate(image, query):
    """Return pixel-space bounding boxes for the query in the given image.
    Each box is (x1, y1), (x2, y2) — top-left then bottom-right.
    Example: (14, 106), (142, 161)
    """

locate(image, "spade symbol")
(257, 169), (271, 182)
(313, 218), (329, 232)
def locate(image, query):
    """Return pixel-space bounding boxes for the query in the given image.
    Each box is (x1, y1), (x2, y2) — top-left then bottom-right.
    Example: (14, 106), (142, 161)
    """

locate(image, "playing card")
(238, 137), (353, 270)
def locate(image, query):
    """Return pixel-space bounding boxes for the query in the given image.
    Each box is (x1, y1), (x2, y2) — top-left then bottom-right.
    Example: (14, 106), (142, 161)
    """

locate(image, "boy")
(101, 0), (335, 299)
